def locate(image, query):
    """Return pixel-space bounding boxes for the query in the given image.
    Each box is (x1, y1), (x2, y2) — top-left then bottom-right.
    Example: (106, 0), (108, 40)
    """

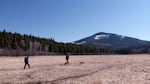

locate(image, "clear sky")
(0, 0), (150, 42)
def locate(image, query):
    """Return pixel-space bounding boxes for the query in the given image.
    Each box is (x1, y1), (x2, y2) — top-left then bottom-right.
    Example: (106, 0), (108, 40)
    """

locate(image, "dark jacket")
(24, 56), (29, 64)
(66, 53), (69, 60)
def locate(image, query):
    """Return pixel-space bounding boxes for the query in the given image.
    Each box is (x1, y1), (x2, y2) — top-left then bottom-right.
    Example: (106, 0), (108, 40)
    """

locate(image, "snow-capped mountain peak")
(74, 32), (150, 48)
(94, 34), (110, 40)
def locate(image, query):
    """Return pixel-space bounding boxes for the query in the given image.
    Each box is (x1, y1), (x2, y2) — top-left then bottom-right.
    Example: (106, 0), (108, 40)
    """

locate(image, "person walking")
(64, 53), (69, 65)
(24, 56), (30, 69)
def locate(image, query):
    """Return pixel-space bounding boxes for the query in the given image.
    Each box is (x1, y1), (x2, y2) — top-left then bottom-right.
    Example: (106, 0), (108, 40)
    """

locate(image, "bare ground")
(0, 54), (150, 84)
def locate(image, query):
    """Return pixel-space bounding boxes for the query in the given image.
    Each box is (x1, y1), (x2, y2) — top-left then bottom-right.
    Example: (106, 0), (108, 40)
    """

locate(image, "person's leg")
(64, 62), (67, 65)
(28, 64), (30, 69)
(24, 64), (27, 69)
(67, 60), (69, 64)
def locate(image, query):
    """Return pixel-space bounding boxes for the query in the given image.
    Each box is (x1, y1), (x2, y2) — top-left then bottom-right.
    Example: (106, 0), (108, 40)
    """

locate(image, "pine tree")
(12, 34), (18, 49)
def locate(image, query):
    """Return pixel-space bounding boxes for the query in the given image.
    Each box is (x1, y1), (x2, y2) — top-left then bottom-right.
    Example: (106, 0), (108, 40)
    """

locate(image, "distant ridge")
(74, 32), (150, 48)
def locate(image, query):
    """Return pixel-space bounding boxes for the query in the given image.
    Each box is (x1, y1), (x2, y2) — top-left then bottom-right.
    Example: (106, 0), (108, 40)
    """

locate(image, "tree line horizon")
(0, 30), (150, 56)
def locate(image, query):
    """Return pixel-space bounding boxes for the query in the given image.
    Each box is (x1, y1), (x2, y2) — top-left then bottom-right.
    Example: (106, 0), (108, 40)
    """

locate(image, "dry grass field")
(0, 54), (150, 84)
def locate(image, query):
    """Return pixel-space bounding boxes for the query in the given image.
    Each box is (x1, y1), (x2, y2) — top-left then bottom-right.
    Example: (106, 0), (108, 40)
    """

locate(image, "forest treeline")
(0, 30), (112, 56)
(0, 30), (150, 56)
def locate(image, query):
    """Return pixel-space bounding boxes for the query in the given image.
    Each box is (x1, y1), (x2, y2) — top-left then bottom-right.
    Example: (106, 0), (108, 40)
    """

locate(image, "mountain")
(74, 32), (150, 48)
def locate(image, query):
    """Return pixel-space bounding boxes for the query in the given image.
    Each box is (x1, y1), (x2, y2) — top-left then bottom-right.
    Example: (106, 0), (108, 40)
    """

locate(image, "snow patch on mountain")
(116, 34), (126, 39)
(120, 35), (125, 39)
(94, 34), (110, 40)
(76, 41), (86, 45)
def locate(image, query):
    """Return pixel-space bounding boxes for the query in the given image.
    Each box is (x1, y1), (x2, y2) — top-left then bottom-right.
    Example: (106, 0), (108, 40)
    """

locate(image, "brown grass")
(0, 54), (150, 84)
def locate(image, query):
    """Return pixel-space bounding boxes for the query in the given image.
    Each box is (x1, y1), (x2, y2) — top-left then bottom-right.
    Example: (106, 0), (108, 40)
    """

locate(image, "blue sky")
(0, 0), (150, 42)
